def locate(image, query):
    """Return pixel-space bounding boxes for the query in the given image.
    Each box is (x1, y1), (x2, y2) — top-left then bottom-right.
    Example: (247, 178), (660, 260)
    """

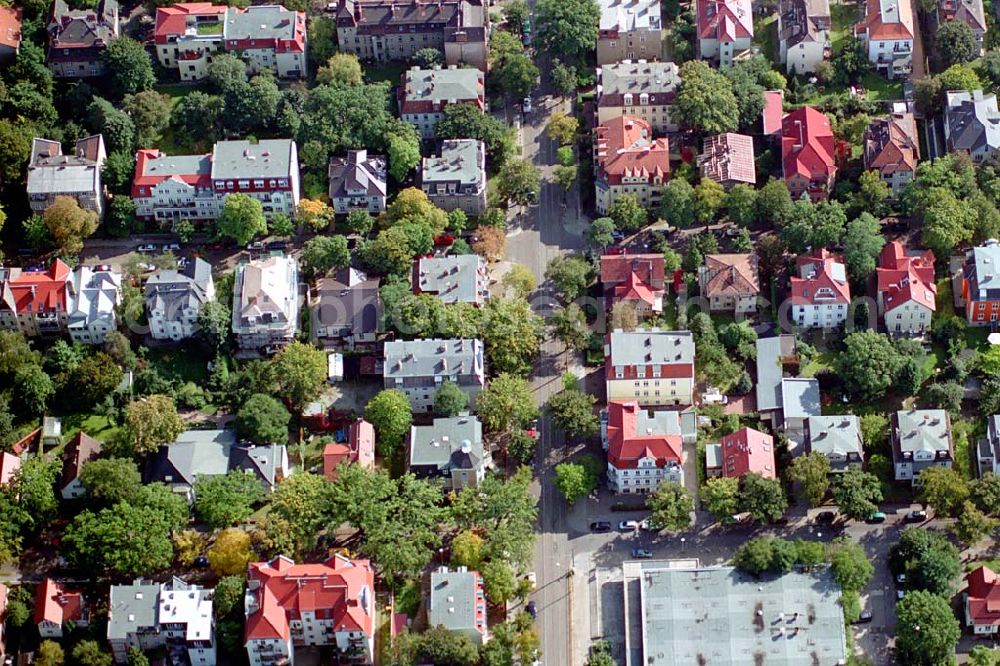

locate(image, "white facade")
(67, 266), (121, 345)
(884, 300), (933, 334)
(245, 637), (292, 666)
(790, 301), (848, 328)
(607, 457), (682, 494)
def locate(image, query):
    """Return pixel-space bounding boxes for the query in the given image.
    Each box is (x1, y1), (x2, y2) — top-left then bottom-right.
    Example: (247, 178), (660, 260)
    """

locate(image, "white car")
(162, 243), (181, 252)
(522, 97), (532, 114)
(525, 572), (536, 589)
(618, 520), (639, 532)
(137, 244), (157, 253)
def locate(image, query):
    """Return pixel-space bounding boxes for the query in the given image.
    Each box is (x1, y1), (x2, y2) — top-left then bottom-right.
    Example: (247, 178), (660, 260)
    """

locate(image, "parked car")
(525, 601), (537, 619)
(590, 521), (612, 533)
(246, 241), (265, 252)
(895, 573), (907, 585)
(193, 556), (209, 568)
(522, 97), (532, 113)
(639, 519), (653, 531)
(905, 509), (927, 523)
(162, 243), (181, 252)
(618, 520), (639, 532)
(137, 243), (157, 253)
(814, 511), (837, 524)
(631, 548), (653, 559)
(854, 610), (873, 624)
(525, 572), (536, 589)
(266, 241), (288, 251)
(865, 512), (887, 524)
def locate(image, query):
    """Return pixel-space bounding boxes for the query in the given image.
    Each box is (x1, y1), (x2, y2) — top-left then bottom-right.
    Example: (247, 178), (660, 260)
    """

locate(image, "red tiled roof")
(605, 401), (682, 470)
(131, 149), (212, 198)
(789, 249), (851, 305)
(0, 6), (22, 50)
(718, 427), (776, 479)
(601, 254), (665, 308)
(322, 419), (375, 480)
(697, 0), (753, 41)
(154, 3), (226, 39)
(0, 260), (71, 316)
(34, 579), (83, 627)
(698, 133), (756, 186)
(0, 452), (20, 487)
(702, 253), (759, 298)
(60, 432), (102, 490)
(967, 566), (1000, 625)
(763, 90), (785, 136)
(877, 241), (936, 313)
(245, 555), (375, 642)
(594, 116), (670, 186)
(855, 0), (914, 40)
(781, 106), (836, 183)
(864, 112), (919, 176)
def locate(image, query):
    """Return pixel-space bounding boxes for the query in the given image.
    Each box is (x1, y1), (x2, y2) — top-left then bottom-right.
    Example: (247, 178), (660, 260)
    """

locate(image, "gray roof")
(402, 66), (483, 104)
(778, 0), (831, 47)
(139, 152), (211, 179)
(68, 266), (120, 327)
(145, 258), (214, 322)
(598, 0), (661, 31)
(965, 241), (1000, 300)
(107, 580), (160, 640)
(312, 268), (381, 337)
(781, 378), (821, 419)
(27, 135), (105, 196)
(145, 429), (235, 487)
(415, 255), (484, 304)
(807, 415), (862, 457)
(384, 338), (483, 380)
(328, 150), (387, 200)
(228, 444), (285, 490)
(224, 5), (301, 40)
(429, 567), (482, 634)
(630, 565), (846, 666)
(894, 409), (952, 454)
(755, 335), (798, 413)
(421, 139), (484, 187)
(945, 90), (1000, 154)
(409, 415), (483, 470)
(211, 139), (296, 180)
(607, 328), (694, 367)
(597, 60), (679, 100)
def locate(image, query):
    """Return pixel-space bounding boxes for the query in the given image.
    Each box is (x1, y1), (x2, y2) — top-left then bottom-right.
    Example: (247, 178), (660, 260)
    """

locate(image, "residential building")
(46, 0), (119, 77)
(789, 249), (851, 329)
(414, 255), (488, 306)
(696, 0), (753, 66)
(604, 328), (695, 406)
(334, 0), (489, 71)
(328, 150), (387, 214)
(0, 452), (20, 488)
(698, 253), (759, 315)
(0, 260), (73, 337)
(398, 66), (485, 139)
(891, 408), (953, 482)
(420, 139), (487, 215)
(937, 0), (986, 52)
(145, 258), (216, 342)
(155, 3), (306, 81)
(945, 90), (1000, 162)
(233, 255), (299, 353)
(133, 139), (300, 223)
(863, 108), (919, 197)
(595, 61), (680, 133)
(67, 265), (120, 344)
(806, 415), (864, 470)
(604, 401), (683, 493)
(962, 239), (1000, 326)
(697, 133), (755, 190)
(762, 89), (785, 137)
(43, 417), (62, 448)
(854, 0), (914, 78)
(755, 335), (821, 452)
(323, 418), (375, 480)
(383, 338), (485, 411)
(594, 115), (670, 215)
(705, 427), (776, 479)
(600, 253), (666, 315)
(876, 241), (936, 334)
(311, 268), (380, 350)
(36, 579), (86, 638)
(978, 415), (1000, 477)
(429, 567), (487, 644)
(145, 429), (289, 501)
(311, 268), (379, 349)
(600, 401), (697, 450)
(620, 562), (847, 666)
(27, 135), (106, 216)
(780, 105), (837, 201)
(965, 566), (1000, 635)
(60, 431), (102, 500)
(777, 0), (831, 74)
(0, 6), (22, 61)
(597, 0), (662, 65)
(244, 554), (375, 666)
(408, 415), (488, 490)
(108, 578), (216, 665)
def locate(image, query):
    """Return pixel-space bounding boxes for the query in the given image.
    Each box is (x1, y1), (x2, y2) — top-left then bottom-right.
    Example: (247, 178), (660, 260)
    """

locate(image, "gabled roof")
(876, 241), (936, 313)
(697, 0), (753, 42)
(145, 258), (214, 322)
(806, 415), (863, 458)
(939, 0), (986, 34)
(0, 260), (72, 316)
(698, 133), (756, 186)
(945, 90), (1000, 155)
(702, 253), (760, 298)
(763, 90), (785, 136)
(399, 66), (484, 114)
(864, 112), (919, 175)
(893, 409), (952, 455)
(594, 116), (670, 185)
(328, 149), (387, 200)
(596, 61), (679, 108)
(605, 401), (682, 470)
(145, 429), (235, 487)
(968, 566), (1000, 625)
(781, 106), (836, 182)
(154, 3), (227, 39)
(718, 427), (776, 479)
(855, 0), (914, 40)
(132, 149), (212, 197)
(601, 254), (666, 308)
(60, 431), (102, 490)
(312, 268), (380, 337)
(778, 0), (831, 48)
(965, 240), (1000, 301)
(788, 249), (850, 305)
(34, 579), (84, 627)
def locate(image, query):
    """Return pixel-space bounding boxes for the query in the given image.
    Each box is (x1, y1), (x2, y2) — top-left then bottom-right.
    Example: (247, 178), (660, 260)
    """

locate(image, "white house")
(854, 0), (914, 79)
(67, 265), (121, 345)
(892, 409), (953, 483)
(145, 258), (216, 342)
(696, 0), (754, 66)
(788, 249), (851, 329)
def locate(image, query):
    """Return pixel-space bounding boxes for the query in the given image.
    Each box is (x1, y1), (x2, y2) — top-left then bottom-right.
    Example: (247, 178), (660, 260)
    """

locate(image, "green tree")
(476, 374), (538, 433)
(891, 528), (961, 596)
(496, 158), (541, 206)
(433, 381), (469, 417)
(951, 500), (998, 547)
(554, 455), (602, 504)
(482, 560), (518, 605)
(843, 212), (885, 284)
(36, 640), (64, 666)
(195, 472), (264, 529)
(315, 53), (363, 86)
(207, 528), (254, 576)
(787, 452), (831, 506)
(44, 196), (99, 256)
(236, 394), (291, 445)
(546, 112), (578, 145)
(102, 37), (155, 99)
(547, 387), (598, 438)
(412, 47), (443, 68)
(387, 126), (422, 182)
(831, 467), (884, 520)
(550, 303), (590, 351)
(647, 482), (694, 531)
(494, 52), (540, 98)
(346, 209), (374, 236)
(63, 501), (179, 576)
(450, 530), (484, 569)
(79, 458), (142, 506)
(124, 91), (172, 147)
(126, 648), (148, 666)
(13, 364), (54, 416)
(450, 466), (537, 568)
(609, 193), (648, 231)
(919, 466), (970, 517)
(674, 61), (739, 133)
(503, 0), (530, 33)
(11, 456), (60, 528)
(732, 536), (778, 575)
(971, 646), (1000, 666)
(217, 194), (267, 246)
(701, 476), (740, 520)
(72, 641), (113, 666)
(551, 60), (578, 96)
(123, 395), (184, 454)
(836, 331), (903, 402)
(972, 473), (1000, 515)
(755, 178), (795, 226)
(102, 151), (135, 196)
(480, 297), (543, 375)
(365, 389), (414, 456)
(725, 183), (757, 227)
(739, 472), (787, 523)
(830, 542), (874, 592)
(267, 472), (331, 554)
(545, 255), (592, 302)
(895, 591), (961, 665)
(272, 341), (328, 413)
(660, 178), (696, 227)
(588, 217), (615, 248)
(301, 235), (350, 276)
(172, 91), (224, 141)
(436, 104), (515, 166)
(196, 301), (232, 355)
(938, 20), (979, 68)
(534, 0), (600, 62)
(213, 575), (245, 619)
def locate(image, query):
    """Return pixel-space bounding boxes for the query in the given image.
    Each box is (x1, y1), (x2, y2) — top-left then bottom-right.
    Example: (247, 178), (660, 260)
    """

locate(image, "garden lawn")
(753, 13), (777, 61)
(145, 347), (211, 385)
(155, 84), (214, 156)
(364, 62), (406, 85)
(830, 3), (860, 53)
(861, 72), (904, 101)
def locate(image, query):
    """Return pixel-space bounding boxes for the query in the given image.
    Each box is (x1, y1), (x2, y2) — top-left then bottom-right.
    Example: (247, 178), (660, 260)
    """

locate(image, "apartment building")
(398, 66), (484, 139)
(697, 133), (756, 190)
(876, 241), (936, 335)
(604, 328), (695, 406)
(328, 150), (387, 214)
(46, 0), (119, 77)
(854, 0), (914, 79)
(414, 255), (489, 306)
(383, 338), (485, 411)
(596, 0), (662, 65)
(604, 400), (683, 493)
(232, 255), (299, 353)
(145, 258), (216, 342)
(777, 0), (831, 74)
(408, 415), (488, 491)
(937, 0), (986, 52)
(595, 60), (680, 133)
(0, 260), (73, 337)
(945, 90), (1000, 162)
(962, 239), (1000, 326)
(891, 408), (953, 483)
(27, 135), (106, 217)
(806, 415), (864, 471)
(594, 115), (669, 215)
(788, 249), (851, 329)
(863, 108), (919, 197)
(420, 139), (487, 215)
(780, 105), (837, 201)
(698, 253), (759, 315)
(705, 427), (776, 480)
(429, 567), (487, 644)
(696, 0), (753, 66)
(66, 265), (121, 344)
(0, 6), (21, 62)
(600, 253), (666, 316)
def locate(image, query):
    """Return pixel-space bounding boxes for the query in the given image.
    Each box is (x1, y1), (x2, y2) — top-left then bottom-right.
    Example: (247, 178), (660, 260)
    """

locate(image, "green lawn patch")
(800, 350), (837, 378)
(753, 13), (778, 61)
(156, 86), (213, 156)
(196, 22), (222, 35)
(145, 347), (211, 385)
(364, 62), (407, 85)
(861, 72), (904, 101)
(57, 412), (122, 454)
(830, 3), (860, 53)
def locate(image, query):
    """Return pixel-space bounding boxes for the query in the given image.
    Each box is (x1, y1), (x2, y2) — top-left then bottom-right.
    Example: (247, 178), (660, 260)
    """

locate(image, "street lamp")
(680, 537), (686, 552)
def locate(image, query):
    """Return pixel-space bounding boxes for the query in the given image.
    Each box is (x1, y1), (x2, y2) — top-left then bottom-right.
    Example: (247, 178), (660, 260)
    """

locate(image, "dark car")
(905, 510), (928, 523)
(590, 521), (612, 532)
(266, 241), (288, 251)
(865, 512), (887, 524)
(815, 511), (837, 524)
(853, 610), (873, 624)
(525, 601), (537, 619)
(193, 556), (209, 568)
